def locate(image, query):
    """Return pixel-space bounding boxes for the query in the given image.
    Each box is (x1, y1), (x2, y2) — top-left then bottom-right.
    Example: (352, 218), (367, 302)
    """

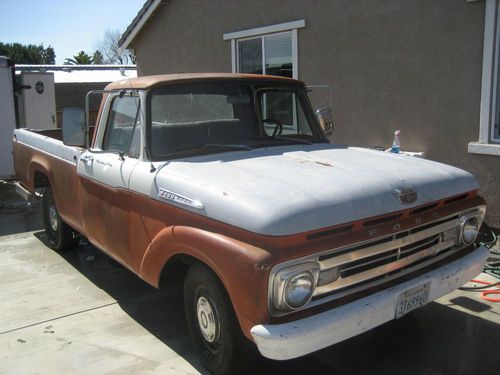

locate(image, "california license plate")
(395, 282), (431, 319)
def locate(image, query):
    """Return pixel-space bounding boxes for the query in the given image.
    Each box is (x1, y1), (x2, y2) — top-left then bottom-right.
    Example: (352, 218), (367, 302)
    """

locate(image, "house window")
(238, 32), (293, 78)
(224, 20), (305, 79)
(469, 0), (500, 155)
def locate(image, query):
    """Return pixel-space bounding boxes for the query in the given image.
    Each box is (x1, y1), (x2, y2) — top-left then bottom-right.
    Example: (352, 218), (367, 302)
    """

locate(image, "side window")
(261, 91), (312, 136)
(102, 96), (141, 157)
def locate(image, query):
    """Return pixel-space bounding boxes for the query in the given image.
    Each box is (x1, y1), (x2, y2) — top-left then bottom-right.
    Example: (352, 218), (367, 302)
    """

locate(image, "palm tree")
(64, 51), (94, 65)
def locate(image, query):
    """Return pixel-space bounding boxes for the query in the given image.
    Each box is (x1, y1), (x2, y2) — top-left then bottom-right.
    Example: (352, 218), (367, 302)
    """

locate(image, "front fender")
(139, 225), (274, 338)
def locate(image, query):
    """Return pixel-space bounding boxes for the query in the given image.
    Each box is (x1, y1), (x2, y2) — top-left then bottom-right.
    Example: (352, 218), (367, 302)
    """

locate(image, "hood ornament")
(394, 187), (417, 204)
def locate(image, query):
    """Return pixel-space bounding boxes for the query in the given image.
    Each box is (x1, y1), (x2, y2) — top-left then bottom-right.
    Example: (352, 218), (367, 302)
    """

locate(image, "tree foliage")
(92, 50), (104, 64)
(95, 29), (135, 64)
(0, 42), (56, 64)
(64, 51), (94, 65)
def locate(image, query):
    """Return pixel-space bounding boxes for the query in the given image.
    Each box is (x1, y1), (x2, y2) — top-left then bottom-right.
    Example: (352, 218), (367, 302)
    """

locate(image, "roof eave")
(118, 0), (164, 53)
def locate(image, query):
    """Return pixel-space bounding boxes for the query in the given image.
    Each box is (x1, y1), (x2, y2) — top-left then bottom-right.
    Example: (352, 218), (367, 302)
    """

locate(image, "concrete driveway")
(0, 181), (499, 375)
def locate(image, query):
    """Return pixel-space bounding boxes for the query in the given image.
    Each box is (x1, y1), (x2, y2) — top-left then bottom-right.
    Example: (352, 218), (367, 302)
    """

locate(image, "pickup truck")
(13, 73), (489, 375)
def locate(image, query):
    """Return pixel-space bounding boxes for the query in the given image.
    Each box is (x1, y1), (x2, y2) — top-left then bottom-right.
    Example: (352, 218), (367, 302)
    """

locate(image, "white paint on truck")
(18, 120), (479, 236)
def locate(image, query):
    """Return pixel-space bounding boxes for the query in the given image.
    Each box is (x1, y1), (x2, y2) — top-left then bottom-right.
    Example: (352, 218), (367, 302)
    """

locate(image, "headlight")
(284, 272), (315, 308)
(272, 262), (319, 311)
(460, 216), (480, 245)
(457, 207), (485, 246)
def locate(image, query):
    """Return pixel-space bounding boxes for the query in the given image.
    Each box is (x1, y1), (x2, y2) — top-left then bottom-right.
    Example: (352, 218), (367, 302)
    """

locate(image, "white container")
(0, 57), (17, 179)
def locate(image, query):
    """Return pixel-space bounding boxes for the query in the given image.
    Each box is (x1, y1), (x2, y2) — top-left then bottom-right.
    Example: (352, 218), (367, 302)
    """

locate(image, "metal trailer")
(0, 56), (17, 179)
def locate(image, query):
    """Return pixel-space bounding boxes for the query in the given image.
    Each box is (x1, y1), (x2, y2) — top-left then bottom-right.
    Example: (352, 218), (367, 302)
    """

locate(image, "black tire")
(184, 263), (254, 375)
(42, 186), (78, 251)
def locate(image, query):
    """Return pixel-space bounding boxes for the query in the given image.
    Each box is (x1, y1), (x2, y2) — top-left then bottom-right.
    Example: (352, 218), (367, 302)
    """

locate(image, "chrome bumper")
(251, 246), (489, 360)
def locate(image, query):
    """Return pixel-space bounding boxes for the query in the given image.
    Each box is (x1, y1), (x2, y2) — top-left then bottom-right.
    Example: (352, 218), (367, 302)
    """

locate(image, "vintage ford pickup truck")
(13, 73), (489, 374)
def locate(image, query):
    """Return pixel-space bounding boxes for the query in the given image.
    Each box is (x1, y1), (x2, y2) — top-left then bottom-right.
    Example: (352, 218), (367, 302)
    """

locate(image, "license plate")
(395, 282), (430, 319)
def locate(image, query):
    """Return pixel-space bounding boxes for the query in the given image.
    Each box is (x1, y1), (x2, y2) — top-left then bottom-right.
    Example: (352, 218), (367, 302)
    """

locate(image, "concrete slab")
(0, 234), (114, 333)
(0, 180), (499, 375)
(0, 303), (199, 375)
(0, 232), (204, 375)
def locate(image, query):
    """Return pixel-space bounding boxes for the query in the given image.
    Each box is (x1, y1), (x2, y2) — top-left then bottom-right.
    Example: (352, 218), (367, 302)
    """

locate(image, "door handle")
(80, 155), (94, 165)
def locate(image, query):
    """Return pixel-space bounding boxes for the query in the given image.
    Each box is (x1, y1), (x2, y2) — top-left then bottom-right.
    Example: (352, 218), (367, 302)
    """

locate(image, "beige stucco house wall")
(122, 0), (500, 228)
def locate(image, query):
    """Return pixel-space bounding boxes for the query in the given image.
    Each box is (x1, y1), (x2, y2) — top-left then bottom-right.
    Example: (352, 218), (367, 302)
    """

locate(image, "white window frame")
(223, 19), (305, 79)
(469, 0), (500, 155)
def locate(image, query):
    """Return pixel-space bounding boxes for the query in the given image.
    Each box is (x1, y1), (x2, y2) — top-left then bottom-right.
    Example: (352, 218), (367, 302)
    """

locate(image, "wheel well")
(158, 254), (198, 289)
(33, 170), (50, 189)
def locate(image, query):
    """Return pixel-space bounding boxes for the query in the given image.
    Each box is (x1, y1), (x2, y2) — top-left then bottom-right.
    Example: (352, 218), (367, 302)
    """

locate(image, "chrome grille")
(313, 216), (459, 300)
(268, 206), (485, 317)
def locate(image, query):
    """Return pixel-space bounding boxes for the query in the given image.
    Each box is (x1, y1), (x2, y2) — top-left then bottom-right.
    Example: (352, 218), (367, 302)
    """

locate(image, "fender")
(29, 159), (52, 191)
(140, 225), (274, 338)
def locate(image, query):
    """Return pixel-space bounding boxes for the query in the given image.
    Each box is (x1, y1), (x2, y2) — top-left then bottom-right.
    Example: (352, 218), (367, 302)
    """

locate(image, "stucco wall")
(131, 0), (499, 227)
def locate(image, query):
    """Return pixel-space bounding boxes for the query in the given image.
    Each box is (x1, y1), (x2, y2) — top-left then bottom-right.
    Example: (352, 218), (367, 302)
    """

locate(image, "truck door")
(77, 94), (141, 265)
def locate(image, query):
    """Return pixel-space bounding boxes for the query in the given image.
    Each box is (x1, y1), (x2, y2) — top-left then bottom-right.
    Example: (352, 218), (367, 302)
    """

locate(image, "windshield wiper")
(273, 136), (312, 145)
(173, 143), (252, 153)
(203, 143), (252, 150)
(253, 136), (313, 145)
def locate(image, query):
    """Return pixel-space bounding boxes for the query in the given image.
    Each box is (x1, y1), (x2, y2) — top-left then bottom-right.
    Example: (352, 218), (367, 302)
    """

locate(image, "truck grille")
(312, 215), (461, 301)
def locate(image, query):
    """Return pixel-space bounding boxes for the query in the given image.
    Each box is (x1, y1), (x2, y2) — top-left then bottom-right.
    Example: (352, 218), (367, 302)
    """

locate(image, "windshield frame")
(146, 78), (328, 161)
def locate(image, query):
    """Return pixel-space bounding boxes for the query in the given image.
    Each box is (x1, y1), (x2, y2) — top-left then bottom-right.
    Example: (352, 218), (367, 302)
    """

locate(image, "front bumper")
(250, 246), (489, 360)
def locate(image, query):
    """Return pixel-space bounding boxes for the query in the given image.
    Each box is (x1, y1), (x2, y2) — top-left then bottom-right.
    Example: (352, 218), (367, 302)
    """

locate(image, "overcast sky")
(0, 0), (145, 64)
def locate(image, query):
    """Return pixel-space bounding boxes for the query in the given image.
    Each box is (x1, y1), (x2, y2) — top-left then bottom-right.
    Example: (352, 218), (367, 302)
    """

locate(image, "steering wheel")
(263, 118), (283, 137)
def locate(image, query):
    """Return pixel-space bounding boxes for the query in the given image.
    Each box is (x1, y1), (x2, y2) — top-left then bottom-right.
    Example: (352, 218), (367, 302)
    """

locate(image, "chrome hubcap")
(196, 296), (218, 343)
(48, 204), (58, 232)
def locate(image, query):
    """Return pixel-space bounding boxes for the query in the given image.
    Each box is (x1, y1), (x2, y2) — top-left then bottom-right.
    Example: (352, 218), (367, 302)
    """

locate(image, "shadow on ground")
(0, 181), (43, 237)
(32, 231), (500, 375)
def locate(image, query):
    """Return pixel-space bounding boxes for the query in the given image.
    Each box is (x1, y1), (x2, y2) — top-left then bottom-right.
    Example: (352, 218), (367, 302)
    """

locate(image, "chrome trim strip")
(338, 234), (439, 274)
(319, 219), (457, 270)
(315, 239), (455, 295)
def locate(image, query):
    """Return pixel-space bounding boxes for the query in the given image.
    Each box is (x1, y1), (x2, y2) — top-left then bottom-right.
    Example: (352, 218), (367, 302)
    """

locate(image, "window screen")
(237, 31), (293, 78)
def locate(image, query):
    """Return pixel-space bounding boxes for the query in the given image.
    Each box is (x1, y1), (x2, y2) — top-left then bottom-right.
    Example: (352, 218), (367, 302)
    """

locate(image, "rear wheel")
(42, 186), (78, 251)
(184, 263), (254, 375)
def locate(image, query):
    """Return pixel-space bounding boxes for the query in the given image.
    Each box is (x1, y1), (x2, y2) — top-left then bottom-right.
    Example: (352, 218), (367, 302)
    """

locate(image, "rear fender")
(29, 160), (52, 191)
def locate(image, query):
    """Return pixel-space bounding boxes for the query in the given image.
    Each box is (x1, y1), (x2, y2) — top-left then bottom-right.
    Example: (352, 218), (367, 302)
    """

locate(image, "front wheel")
(42, 186), (78, 251)
(184, 263), (254, 375)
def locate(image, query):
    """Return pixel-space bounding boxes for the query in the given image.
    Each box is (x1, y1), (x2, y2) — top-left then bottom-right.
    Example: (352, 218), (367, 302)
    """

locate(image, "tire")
(42, 186), (78, 251)
(184, 263), (254, 375)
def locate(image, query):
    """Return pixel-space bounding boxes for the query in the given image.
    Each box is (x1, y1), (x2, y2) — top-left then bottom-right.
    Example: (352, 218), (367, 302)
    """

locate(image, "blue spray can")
(391, 130), (401, 153)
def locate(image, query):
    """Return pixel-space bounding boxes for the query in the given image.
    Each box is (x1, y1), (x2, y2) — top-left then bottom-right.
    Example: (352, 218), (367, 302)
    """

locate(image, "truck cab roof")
(105, 72), (301, 90)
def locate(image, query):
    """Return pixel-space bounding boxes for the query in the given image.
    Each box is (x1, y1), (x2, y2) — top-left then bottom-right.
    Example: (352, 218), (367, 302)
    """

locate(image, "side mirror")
(62, 108), (86, 147)
(315, 106), (334, 136)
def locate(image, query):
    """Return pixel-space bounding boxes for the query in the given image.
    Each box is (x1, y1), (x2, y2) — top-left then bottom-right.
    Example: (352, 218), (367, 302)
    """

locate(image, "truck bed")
(12, 127), (90, 236)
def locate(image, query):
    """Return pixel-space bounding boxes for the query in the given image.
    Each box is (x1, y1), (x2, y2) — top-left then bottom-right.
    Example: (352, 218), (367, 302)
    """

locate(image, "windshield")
(148, 80), (325, 160)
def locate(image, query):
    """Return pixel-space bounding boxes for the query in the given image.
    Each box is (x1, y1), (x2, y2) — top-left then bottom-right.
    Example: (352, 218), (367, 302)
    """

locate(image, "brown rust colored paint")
(105, 72), (298, 91)
(13, 132), (485, 340)
(12, 140), (84, 233)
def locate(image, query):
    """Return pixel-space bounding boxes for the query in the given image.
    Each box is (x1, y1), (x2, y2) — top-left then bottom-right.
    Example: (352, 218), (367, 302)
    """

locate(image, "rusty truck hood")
(153, 144), (478, 236)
